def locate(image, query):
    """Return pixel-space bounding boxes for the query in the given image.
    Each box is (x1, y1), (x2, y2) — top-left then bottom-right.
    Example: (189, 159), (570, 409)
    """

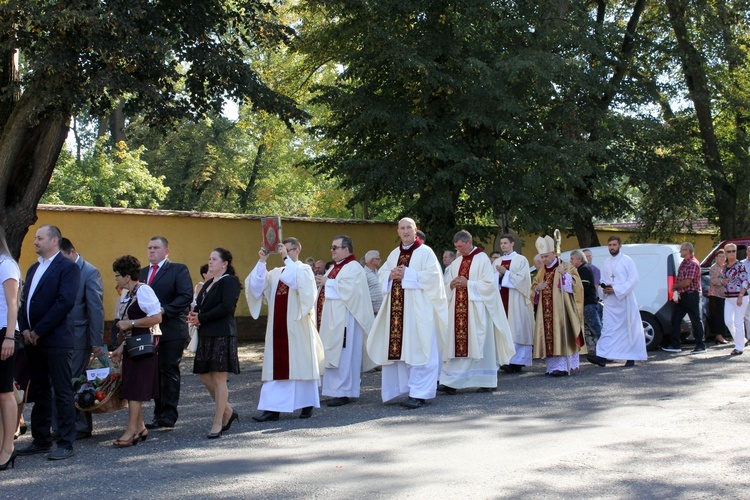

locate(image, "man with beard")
(588, 236), (646, 367)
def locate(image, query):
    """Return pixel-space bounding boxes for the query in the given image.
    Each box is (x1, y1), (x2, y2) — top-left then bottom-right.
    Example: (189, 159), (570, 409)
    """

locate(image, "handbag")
(187, 325), (198, 353)
(125, 333), (155, 359)
(121, 283), (156, 359)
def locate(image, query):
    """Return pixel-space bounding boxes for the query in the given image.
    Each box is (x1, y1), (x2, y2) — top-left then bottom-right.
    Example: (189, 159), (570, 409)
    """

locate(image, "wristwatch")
(131, 320), (135, 328)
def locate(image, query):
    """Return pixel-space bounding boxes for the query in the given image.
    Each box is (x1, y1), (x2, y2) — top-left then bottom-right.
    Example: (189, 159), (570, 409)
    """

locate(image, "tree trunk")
(0, 95), (70, 258)
(666, 0), (736, 239)
(572, 214), (600, 249)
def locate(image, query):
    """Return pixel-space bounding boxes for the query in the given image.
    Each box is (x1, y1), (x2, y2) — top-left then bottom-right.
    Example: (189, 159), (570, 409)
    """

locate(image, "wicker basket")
(75, 357), (128, 414)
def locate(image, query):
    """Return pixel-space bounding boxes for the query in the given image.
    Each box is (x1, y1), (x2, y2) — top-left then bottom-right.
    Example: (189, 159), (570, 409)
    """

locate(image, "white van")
(557, 244), (684, 350)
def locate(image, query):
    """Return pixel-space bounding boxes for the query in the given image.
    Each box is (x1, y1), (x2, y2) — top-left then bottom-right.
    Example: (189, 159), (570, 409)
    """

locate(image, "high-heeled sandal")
(221, 412), (239, 433)
(137, 428), (148, 442)
(113, 433), (139, 448)
(0, 450), (17, 471)
(730, 349), (743, 356)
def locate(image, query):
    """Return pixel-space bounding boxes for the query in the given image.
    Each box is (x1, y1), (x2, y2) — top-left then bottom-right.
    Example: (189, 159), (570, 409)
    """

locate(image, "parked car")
(555, 244), (687, 350)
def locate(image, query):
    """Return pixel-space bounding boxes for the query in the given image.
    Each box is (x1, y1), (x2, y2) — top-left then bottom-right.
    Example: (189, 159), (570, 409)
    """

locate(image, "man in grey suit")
(60, 238), (105, 438)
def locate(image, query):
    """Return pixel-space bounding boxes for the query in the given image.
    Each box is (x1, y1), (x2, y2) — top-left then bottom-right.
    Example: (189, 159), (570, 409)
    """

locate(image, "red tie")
(148, 264), (159, 285)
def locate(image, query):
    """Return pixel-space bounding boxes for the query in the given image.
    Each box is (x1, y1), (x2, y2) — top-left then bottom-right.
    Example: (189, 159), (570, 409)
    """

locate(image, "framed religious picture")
(261, 216), (282, 254)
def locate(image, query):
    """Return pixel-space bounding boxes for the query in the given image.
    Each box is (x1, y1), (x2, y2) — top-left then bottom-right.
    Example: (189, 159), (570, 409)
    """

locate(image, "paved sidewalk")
(7, 342), (750, 499)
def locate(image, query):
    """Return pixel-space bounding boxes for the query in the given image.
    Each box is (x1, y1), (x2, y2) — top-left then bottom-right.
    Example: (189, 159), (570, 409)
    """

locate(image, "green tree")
(298, 0), (684, 249)
(43, 139), (169, 209)
(0, 0), (305, 256)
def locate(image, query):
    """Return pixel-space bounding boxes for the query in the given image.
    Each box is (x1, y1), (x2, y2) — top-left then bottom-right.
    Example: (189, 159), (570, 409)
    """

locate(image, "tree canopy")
(0, 0), (306, 256)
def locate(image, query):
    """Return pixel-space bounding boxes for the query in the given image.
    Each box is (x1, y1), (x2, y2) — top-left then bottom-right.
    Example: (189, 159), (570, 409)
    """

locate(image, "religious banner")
(261, 216), (282, 254)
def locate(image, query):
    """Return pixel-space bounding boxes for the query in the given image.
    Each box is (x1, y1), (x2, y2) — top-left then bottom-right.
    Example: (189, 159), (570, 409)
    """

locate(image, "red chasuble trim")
(499, 259), (511, 316)
(316, 254), (357, 331)
(272, 276), (291, 380)
(453, 247), (483, 357)
(540, 261), (558, 354)
(388, 239), (423, 360)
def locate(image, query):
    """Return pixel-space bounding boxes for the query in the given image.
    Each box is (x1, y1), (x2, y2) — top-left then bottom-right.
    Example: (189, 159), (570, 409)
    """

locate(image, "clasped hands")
(450, 276), (469, 289)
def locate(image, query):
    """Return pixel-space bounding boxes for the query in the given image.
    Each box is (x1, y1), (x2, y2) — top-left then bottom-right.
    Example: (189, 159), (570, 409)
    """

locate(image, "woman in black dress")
(111, 255), (162, 447)
(188, 248), (241, 438)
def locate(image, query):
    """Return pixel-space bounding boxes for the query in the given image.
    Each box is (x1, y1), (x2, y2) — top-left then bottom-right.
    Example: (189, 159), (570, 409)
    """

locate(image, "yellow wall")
(21, 206), (399, 321)
(21, 205), (719, 322)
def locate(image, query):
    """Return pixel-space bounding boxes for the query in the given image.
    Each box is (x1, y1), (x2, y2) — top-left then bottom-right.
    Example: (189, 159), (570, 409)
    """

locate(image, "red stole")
(388, 239), (423, 360)
(499, 258), (512, 316)
(453, 247), (483, 357)
(272, 269), (291, 380)
(540, 260), (558, 354)
(316, 254), (357, 331)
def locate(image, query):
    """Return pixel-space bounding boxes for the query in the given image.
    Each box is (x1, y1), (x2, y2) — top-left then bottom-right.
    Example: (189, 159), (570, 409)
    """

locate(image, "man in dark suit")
(60, 238), (105, 438)
(140, 236), (192, 429)
(16, 225), (81, 460)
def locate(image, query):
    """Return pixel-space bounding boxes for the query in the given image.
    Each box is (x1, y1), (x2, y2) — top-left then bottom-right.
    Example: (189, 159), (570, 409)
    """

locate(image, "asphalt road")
(6, 342), (750, 499)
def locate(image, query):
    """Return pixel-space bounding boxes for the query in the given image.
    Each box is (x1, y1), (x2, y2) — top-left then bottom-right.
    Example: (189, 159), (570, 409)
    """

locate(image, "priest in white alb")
(494, 234), (535, 374)
(366, 218), (448, 409)
(439, 230), (515, 393)
(245, 237), (325, 421)
(587, 235), (646, 367)
(315, 235), (374, 407)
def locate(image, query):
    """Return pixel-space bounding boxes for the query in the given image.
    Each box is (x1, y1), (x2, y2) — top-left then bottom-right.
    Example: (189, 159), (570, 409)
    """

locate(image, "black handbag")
(121, 283), (156, 359)
(125, 333), (155, 359)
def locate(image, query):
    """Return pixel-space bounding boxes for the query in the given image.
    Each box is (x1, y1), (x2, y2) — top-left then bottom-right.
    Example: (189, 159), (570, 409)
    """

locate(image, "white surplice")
(245, 258), (325, 412)
(318, 259), (374, 398)
(366, 242), (448, 402)
(440, 250), (515, 389)
(498, 252), (535, 366)
(598, 253), (647, 361)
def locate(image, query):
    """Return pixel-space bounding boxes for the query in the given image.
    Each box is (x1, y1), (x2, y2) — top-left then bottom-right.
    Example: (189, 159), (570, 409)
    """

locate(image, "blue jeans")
(584, 303), (603, 351)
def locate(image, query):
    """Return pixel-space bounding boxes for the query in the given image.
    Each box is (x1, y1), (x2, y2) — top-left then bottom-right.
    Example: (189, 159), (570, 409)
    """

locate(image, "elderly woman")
(0, 227), (20, 470)
(721, 244), (749, 356)
(188, 248), (241, 439)
(111, 255), (162, 447)
(708, 249), (728, 344)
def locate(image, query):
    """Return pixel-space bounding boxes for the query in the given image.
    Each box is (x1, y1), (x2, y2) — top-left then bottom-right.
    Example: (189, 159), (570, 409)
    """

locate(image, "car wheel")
(641, 312), (663, 351)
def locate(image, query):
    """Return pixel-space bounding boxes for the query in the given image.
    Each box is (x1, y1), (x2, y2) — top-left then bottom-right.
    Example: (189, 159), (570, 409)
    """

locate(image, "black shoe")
(549, 370), (569, 377)
(145, 419), (162, 430)
(207, 431), (222, 439)
(476, 387), (496, 393)
(157, 418), (175, 428)
(76, 431), (92, 440)
(586, 354), (607, 367)
(252, 411), (280, 422)
(510, 364), (524, 373)
(221, 412), (239, 433)
(442, 386), (457, 395)
(299, 407), (313, 419)
(401, 397), (425, 409)
(16, 442), (53, 456)
(0, 450), (17, 470)
(499, 365), (513, 374)
(327, 397), (350, 407)
(436, 384), (448, 391)
(624, 360), (635, 367)
(48, 447), (75, 461)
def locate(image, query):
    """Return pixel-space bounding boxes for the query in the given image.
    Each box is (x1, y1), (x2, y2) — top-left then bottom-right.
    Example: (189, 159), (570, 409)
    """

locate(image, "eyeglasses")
(726, 250), (737, 253)
(330, 245), (343, 251)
